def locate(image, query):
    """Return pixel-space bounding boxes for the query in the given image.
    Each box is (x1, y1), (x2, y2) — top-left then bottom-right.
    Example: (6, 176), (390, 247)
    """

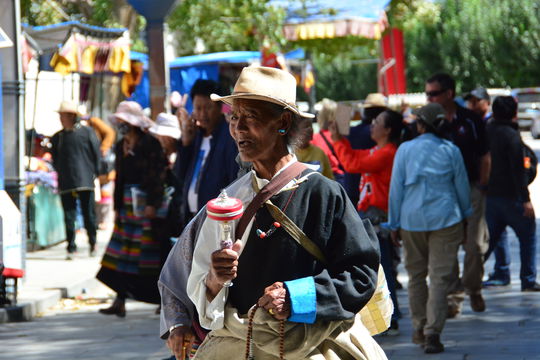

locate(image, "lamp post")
(127, 0), (177, 119)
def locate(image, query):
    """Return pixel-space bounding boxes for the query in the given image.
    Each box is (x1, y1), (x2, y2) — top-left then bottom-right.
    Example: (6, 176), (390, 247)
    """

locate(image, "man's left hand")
(144, 205), (156, 219)
(257, 282), (290, 320)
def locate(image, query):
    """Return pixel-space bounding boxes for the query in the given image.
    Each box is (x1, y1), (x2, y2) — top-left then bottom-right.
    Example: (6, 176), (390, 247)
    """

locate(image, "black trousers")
(60, 190), (97, 253)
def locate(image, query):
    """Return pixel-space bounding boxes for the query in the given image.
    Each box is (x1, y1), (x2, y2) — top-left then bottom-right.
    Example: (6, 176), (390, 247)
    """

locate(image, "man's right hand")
(177, 94), (196, 147)
(523, 201), (535, 218)
(205, 240), (243, 301)
(167, 325), (194, 360)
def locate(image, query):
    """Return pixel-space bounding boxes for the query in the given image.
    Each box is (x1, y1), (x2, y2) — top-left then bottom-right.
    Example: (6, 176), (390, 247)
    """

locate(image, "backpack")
(523, 143), (538, 184)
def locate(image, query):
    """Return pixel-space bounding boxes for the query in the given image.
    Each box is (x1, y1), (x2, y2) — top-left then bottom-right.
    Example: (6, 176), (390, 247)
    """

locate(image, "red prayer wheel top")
(207, 190), (244, 222)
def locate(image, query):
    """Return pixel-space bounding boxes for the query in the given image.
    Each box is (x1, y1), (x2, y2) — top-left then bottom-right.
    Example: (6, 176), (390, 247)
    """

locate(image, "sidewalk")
(0, 227), (113, 323)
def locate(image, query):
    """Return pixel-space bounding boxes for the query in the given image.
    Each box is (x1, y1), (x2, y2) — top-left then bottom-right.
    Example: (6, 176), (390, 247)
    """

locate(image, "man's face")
(59, 112), (76, 129)
(466, 97), (490, 117)
(425, 81), (454, 107)
(192, 95), (222, 134)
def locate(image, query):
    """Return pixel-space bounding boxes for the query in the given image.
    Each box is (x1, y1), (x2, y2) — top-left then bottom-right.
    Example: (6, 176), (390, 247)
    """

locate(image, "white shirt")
(187, 136), (212, 213)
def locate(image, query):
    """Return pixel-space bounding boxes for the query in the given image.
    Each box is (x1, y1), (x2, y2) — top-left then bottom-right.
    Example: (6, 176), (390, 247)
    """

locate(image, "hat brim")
(149, 125), (181, 140)
(362, 103), (388, 109)
(56, 109), (81, 116)
(109, 113), (152, 129)
(210, 93), (315, 118)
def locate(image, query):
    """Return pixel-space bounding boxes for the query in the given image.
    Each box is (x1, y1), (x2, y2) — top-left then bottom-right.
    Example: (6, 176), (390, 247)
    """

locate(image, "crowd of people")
(46, 66), (539, 359)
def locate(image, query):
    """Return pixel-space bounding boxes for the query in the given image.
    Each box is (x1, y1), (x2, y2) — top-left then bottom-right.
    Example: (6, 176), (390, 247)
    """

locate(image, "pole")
(0, 0), (26, 269)
(147, 21), (168, 119)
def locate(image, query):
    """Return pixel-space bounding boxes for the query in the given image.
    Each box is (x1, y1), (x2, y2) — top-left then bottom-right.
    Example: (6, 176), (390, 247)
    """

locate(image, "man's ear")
(279, 111), (294, 132)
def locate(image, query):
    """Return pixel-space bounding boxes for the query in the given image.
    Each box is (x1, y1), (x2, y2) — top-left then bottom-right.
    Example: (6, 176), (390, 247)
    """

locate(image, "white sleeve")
(186, 216), (253, 330)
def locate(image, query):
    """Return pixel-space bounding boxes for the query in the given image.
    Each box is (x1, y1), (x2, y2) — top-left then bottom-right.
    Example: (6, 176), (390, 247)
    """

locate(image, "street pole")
(0, 0), (26, 269)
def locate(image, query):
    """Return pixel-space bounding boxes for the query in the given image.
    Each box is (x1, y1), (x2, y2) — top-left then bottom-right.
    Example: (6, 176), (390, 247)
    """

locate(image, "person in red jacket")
(330, 109), (404, 334)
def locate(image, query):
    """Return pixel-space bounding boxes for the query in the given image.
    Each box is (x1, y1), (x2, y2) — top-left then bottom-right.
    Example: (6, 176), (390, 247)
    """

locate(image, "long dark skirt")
(97, 185), (163, 304)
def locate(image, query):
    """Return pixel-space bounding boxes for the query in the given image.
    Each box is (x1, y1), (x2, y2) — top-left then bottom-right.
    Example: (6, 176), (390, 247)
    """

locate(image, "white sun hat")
(149, 112), (181, 139)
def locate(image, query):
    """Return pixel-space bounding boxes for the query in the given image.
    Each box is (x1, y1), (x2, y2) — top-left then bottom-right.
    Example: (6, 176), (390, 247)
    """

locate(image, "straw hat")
(149, 112), (181, 139)
(363, 93), (388, 108)
(108, 101), (152, 129)
(210, 66), (314, 118)
(57, 100), (80, 115)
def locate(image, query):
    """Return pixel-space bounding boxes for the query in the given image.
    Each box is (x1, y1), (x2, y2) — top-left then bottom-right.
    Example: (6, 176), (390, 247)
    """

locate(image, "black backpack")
(523, 143), (538, 184)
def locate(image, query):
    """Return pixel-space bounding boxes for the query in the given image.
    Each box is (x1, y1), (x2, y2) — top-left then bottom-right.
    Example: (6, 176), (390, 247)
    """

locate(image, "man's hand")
(206, 240), (243, 301)
(177, 94), (196, 147)
(391, 230), (402, 248)
(144, 205), (156, 219)
(524, 201), (535, 218)
(167, 325), (194, 360)
(257, 282), (290, 320)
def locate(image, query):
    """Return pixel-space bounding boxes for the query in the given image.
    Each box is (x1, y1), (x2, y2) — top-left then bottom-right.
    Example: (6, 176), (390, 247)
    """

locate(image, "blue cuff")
(284, 276), (316, 324)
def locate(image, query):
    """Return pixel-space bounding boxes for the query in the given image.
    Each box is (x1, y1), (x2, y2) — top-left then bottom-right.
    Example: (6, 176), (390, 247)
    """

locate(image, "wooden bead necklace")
(245, 304), (285, 360)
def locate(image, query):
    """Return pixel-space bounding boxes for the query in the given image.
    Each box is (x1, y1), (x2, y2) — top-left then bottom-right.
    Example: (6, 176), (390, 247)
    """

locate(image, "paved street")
(0, 137), (539, 360)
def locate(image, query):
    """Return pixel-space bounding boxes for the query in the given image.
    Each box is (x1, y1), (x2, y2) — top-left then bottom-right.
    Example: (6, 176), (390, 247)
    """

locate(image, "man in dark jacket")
(50, 101), (101, 259)
(426, 73), (490, 314)
(174, 79), (239, 230)
(485, 96), (540, 291)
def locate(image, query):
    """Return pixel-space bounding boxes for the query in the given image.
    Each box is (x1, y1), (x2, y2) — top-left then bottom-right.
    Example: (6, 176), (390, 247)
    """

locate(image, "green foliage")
(310, 47), (379, 101)
(396, 0), (540, 93)
(167, 0), (286, 56)
(21, 0), (64, 25)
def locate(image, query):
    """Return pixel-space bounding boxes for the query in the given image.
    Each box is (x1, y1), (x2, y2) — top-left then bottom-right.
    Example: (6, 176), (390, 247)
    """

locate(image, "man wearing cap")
(50, 100), (101, 259)
(465, 87), (492, 123)
(425, 73), (490, 316)
(174, 79), (239, 230)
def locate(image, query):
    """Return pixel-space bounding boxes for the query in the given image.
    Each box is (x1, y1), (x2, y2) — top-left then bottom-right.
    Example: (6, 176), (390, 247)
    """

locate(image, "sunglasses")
(425, 89), (448, 97)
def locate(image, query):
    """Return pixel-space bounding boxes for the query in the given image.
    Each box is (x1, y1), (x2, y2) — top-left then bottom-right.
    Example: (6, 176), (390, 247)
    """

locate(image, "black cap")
(464, 87), (490, 102)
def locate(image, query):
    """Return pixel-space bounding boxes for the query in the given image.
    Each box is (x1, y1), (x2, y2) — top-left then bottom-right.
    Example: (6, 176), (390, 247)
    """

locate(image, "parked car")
(511, 87), (540, 135)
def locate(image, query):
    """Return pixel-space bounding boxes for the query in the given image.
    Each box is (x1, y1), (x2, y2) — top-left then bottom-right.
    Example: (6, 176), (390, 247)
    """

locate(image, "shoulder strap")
(235, 162), (307, 241)
(319, 132), (346, 173)
(265, 201), (327, 264)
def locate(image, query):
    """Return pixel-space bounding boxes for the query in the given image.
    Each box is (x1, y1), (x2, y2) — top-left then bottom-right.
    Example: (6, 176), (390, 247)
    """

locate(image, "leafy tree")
(392, 0), (540, 93)
(167, 0), (286, 56)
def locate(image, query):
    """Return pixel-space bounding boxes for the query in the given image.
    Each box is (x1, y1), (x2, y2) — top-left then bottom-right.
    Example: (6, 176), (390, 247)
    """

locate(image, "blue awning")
(169, 51), (261, 68)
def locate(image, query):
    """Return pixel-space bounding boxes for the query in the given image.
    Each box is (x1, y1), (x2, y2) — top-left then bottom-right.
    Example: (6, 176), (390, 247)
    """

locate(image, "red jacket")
(312, 130), (345, 176)
(333, 138), (397, 212)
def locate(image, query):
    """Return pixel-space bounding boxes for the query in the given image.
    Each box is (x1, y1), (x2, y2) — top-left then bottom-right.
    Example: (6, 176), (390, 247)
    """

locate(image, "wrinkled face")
(425, 81), (453, 107)
(229, 99), (288, 163)
(370, 113), (391, 143)
(59, 112), (77, 129)
(192, 95), (222, 133)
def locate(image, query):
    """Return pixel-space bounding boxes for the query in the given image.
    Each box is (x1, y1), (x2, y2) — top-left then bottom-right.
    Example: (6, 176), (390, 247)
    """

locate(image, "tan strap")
(265, 201), (327, 265)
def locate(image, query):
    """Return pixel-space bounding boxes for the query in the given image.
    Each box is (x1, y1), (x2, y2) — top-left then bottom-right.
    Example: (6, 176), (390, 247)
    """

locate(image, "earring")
(278, 129), (286, 134)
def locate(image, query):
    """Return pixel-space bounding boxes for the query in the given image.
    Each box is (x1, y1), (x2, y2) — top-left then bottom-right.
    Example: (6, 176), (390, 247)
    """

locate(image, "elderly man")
(174, 79), (239, 231)
(161, 67), (387, 360)
(50, 100), (101, 260)
(425, 74), (490, 315)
